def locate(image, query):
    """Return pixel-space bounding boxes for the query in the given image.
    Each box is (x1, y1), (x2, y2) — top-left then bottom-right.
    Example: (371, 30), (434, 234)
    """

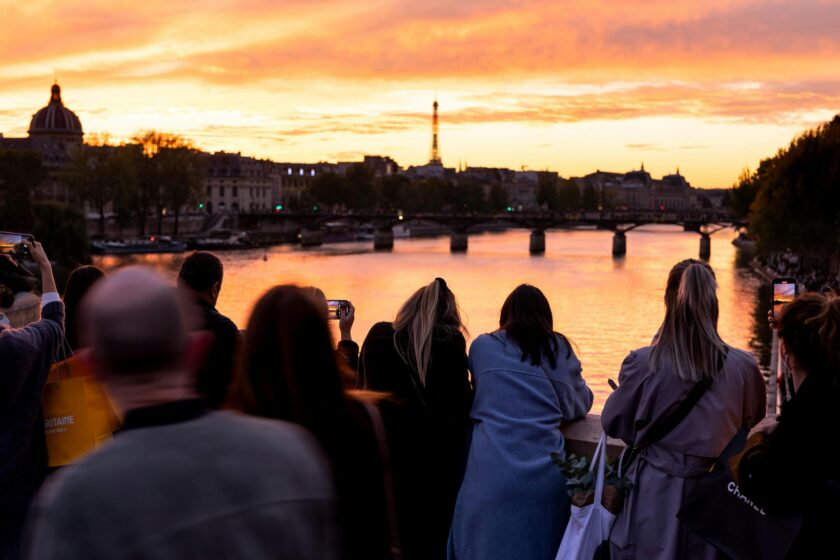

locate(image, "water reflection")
(94, 226), (767, 410)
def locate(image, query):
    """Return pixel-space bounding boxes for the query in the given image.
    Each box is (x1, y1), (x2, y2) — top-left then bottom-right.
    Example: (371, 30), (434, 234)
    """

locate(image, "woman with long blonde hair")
(602, 259), (766, 559)
(359, 277), (473, 560)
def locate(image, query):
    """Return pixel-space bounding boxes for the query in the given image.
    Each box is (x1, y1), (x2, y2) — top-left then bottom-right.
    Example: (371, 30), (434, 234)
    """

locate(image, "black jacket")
(195, 299), (241, 408)
(359, 322), (474, 560)
(739, 374), (840, 558)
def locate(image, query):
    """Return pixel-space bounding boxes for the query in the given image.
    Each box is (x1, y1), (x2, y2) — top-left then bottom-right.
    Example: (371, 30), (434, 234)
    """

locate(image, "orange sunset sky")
(1, 0), (839, 188)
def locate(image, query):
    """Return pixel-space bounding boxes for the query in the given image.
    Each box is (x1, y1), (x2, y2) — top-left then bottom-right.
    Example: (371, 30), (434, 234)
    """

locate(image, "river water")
(93, 226), (770, 411)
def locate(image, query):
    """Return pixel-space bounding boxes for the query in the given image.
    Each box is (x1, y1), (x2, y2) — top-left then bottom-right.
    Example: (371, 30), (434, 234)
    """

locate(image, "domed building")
(29, 83), (83, 139)
(0, 82), (85, 202)
(28, 83), (84, 173)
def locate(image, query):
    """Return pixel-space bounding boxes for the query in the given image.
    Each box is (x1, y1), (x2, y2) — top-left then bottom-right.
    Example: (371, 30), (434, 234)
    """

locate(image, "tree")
(745, 114), (840, 269)
(64, 144), (139, 235)
(0, 149), (44, 230)
(729, 168), (760, 219)
(536, 172), (559, 210)
(557, 179), (581, 212)
(375, 174), (411, 210)
(581, 182), (599, 211)
(487, 183), (508, 211)
(132, 131), (203, 235)
(32, 200), (90, 266)
(345, 163), (374, 209)
(308, 172), (351, 208)
(159, 147), (205, 235)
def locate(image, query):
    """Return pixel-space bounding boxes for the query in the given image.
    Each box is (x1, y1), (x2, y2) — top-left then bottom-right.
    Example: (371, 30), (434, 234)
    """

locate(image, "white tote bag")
(555, 432), (616, 560)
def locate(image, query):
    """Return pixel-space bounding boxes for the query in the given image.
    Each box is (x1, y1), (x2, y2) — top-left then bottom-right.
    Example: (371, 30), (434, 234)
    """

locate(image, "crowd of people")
(766, 249), (840, 293)
(1, 243), (838, 560)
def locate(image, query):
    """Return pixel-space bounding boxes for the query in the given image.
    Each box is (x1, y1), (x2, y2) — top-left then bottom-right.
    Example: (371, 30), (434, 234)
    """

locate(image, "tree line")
(63, 132), (205, 236)
(731, 114), (840, 270)
(303, 167), (607, 213)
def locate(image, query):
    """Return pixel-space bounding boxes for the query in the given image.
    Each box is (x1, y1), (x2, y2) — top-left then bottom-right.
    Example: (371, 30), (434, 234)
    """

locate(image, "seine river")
(94, 226), (770, 411)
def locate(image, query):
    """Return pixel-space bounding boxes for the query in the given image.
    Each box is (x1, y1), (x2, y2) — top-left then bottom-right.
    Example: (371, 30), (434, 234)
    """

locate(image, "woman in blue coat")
(449, 284), (593, 560)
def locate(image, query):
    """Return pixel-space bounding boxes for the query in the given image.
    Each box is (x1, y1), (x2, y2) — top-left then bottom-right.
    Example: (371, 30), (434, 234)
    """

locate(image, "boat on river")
(91, 237), (188, 255)
(188, 231), (254, 251)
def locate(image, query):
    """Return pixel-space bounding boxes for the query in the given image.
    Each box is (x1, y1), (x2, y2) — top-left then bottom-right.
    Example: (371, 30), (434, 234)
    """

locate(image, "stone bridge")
(234, 209), (744, 258)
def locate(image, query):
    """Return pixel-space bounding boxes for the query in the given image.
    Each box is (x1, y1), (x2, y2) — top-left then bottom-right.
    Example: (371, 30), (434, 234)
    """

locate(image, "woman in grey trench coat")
(601, 259), (766, 559)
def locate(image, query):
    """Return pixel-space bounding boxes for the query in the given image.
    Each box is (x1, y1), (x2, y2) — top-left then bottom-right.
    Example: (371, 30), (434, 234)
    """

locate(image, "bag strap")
(638, 376), (713, 447)
(592, 432), (609, 507)
(360, 401), (403, 560)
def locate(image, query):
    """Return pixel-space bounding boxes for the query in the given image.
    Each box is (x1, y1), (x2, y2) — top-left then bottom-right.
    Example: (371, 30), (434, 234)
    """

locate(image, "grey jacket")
(26, 409), (339, 560)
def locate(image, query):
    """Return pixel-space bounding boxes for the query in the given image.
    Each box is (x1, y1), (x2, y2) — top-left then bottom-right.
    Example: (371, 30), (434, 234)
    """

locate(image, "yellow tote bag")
(43, 356), (122, 467)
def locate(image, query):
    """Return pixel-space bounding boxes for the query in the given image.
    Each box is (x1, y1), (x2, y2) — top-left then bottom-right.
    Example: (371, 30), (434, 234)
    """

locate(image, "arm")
(601, 351), (645, 444)
(555, 357), (593, 422)
(738, 421), (798, 514)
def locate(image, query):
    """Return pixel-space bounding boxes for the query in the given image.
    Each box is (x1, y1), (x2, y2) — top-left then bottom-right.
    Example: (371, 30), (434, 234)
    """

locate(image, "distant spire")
(50, 82), (61, 103)
(641, 162), (645, 171)
(430, 99), (442, 166)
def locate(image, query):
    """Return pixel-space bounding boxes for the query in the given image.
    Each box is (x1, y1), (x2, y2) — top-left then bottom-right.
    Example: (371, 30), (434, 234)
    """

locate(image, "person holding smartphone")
(0, 241), (64, 558)
(740, 292), (840, 557)
(305, 288), (359, 376)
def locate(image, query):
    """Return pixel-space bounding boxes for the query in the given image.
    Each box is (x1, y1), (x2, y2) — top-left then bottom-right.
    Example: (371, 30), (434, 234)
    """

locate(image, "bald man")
(25, 267), (338, 560)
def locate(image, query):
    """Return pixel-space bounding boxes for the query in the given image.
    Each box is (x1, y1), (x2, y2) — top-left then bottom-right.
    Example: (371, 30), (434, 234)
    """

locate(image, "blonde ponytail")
(393, 279), (464, 384)
(651, 261), (729, 382)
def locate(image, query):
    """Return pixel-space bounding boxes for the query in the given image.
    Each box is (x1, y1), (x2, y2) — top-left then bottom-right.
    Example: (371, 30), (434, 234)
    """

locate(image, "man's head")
(81, 267), (208, 409)
(178, 252), (224, 306)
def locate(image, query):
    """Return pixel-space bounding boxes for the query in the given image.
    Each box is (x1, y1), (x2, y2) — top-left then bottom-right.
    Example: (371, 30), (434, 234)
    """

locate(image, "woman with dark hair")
(62, 265), (105, 352)
(232, 285), (393, 560)
(359, 278), (473, 559)
(448, 284), (593, 560)
(739, 292), (840, 557)
(602, 259), (765, 559)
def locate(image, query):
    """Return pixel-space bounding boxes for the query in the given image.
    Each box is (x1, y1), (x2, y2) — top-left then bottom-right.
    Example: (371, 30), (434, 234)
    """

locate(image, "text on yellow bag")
(42, 356), (122, 467)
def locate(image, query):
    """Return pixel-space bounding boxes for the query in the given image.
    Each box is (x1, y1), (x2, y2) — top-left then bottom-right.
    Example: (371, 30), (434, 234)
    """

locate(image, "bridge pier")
(529, 229), (546, 255)
(612, 231), (627, 256)
(299, 229), (323, 248)
(373, 229), (394, 251)
(450, 232), (468, 253)
(699, 233), (711, 259)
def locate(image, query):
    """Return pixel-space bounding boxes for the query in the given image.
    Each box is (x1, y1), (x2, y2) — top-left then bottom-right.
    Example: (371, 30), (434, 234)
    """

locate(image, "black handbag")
(677, 429), (802, 560)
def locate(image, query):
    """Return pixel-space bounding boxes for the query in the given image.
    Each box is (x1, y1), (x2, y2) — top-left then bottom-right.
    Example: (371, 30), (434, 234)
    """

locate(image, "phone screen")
(772, 278), (797, 319)
(326, 299), (349, 320)
(0, 232), (33, 255)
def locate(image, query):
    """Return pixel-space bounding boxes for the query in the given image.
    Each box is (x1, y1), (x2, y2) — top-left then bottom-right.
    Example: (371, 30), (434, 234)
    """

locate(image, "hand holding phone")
(326, 299), (351, 320)
(0, 231), (34, 259)
(771, 277), (797, 323)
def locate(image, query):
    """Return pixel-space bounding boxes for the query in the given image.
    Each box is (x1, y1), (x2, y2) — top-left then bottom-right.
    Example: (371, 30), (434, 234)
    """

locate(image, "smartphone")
(772, 277), (797, 320)
(326, 299), (350, 320)
(0, 231), (34, 258)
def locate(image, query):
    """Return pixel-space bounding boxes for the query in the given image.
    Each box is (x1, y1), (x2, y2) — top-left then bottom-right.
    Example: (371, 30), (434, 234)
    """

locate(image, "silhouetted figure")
(740, 293), (840, 557)
(359, 278), (473, 560)
(62, 265), (105, 353)
(449, 284), (593, 560)
(177, 252), (241, 408)
(232, 285), (394, 560)
(602, 259), (765, 560)
(25, 268), (338, 560)
(0, 242), (63, 559)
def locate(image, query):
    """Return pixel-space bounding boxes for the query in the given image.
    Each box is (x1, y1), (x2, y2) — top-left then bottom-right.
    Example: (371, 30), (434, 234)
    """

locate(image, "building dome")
(28, 83), (83, 136)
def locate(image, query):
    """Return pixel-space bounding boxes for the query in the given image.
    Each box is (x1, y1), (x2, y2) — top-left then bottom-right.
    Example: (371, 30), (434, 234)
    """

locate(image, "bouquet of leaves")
(551, 449), (633, 514)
